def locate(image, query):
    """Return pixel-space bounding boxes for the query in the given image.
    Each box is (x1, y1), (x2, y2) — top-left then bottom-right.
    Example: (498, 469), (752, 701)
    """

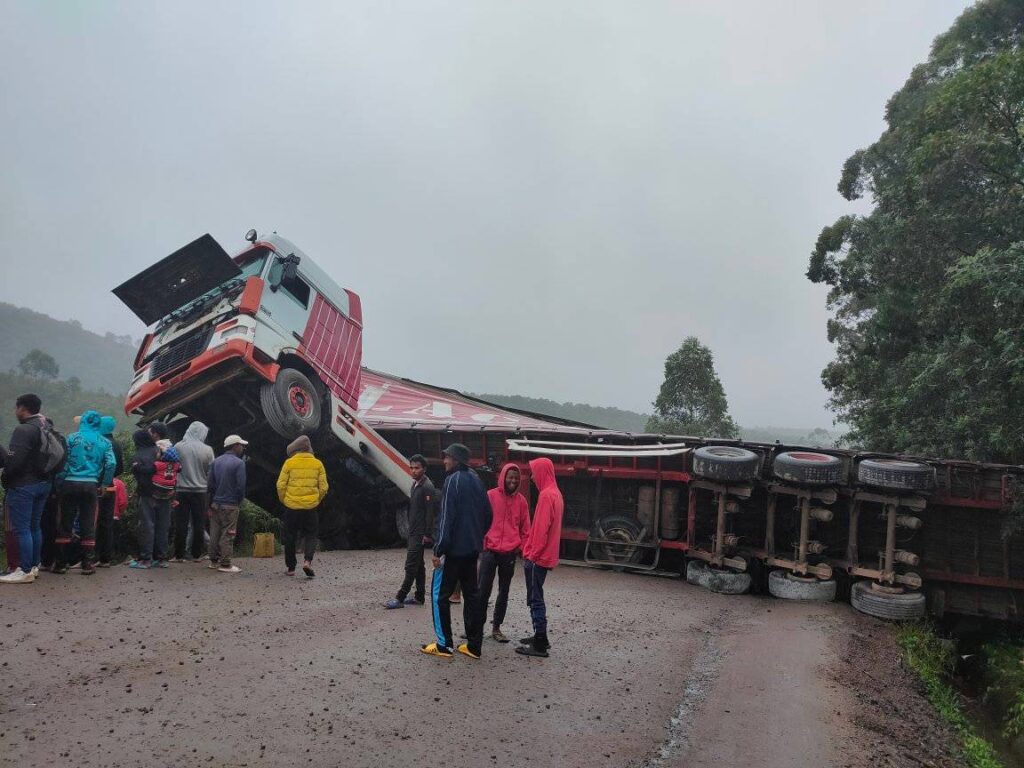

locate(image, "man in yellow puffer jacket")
(276, 435), (328, 578)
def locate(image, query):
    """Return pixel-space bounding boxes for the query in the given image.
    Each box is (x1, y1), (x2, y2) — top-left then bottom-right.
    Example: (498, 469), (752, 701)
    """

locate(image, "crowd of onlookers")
(2, 393), (564, 660)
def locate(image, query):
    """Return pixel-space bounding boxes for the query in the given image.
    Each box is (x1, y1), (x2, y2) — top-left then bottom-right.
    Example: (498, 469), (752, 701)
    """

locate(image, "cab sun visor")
(112, 234), (243, 325)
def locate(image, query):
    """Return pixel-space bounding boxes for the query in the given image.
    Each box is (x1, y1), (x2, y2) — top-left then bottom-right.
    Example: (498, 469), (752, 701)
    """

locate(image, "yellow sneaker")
(420, 642), (453, 658)
(457, 643), (480, 660)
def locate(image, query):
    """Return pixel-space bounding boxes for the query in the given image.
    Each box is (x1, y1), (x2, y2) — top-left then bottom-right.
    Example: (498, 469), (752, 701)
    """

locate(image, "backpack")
(36, 420), (67, 477)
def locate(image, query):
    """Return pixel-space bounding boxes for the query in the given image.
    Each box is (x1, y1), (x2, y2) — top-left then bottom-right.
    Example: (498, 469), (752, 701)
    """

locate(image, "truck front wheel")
(261, 368), (323, 439)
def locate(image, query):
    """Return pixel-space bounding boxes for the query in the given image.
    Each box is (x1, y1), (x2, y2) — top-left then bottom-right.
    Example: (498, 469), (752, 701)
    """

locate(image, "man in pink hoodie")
(516, 457), (564, 659)
(479, 463), (530, 643)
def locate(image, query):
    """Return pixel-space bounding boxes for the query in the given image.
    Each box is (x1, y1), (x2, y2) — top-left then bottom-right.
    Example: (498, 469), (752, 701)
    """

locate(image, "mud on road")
(1, 551), (961, 768)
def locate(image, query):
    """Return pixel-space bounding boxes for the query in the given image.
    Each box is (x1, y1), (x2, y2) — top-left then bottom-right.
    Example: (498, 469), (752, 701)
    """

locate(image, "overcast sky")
(0, 1), (971, 428)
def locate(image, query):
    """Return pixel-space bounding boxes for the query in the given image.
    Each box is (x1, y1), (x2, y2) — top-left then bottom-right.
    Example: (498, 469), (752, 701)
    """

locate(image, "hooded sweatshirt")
(174, 421), (214, 492)
(434, 463), (491, 558)
(99, 415), (124, 478)
(484, 464), (531, 555)
(58, 410), (117, 487)
(2, 412), (47, 488)
(276, 435), (328, 510)
(131, 429), (159, 497)
(522, 458), (564, 569)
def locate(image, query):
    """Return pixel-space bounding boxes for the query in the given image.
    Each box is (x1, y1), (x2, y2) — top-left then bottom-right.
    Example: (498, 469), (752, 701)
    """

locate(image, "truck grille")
(150, 326), (213, 379)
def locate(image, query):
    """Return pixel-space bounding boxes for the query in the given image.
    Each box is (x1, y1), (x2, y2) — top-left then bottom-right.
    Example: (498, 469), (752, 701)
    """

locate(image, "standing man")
(95, 415), (124, 568)
(276, 434), (328, 579)
(479, 463), (530, 643)
(54, 410), (116, 575)
(173, 421), (214, 562)
(420, 444), (490, 660)
(0, 394), (53, 584)
(385, 454), (436, 608)
(516, 457), (564, 659)
(208, 434), (247, 574)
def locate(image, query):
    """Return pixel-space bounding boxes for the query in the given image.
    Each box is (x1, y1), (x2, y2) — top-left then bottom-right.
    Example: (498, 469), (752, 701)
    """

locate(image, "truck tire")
(692, 446), (759, 483)
(590, 514), (644, 565)
(857, 458), (935, 492)
(850, 581), (926, 620)
(395, 505), (410, 541)
(772, 451), (843, 486)
(260, 368), (323, 439)
(686, 560), (751, 594)
(767, 569), (837, 601)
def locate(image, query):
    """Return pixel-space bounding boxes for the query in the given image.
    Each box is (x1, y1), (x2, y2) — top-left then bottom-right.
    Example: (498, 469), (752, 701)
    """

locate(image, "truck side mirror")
(269, 254), (301, 292)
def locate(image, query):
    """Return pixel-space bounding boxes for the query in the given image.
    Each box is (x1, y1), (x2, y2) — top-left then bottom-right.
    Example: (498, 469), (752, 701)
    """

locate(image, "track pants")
(431, 554), (483, 654)
(57, 482), (99, 565)
(523, 558), (550, 636)
(283, 508), (318, 572)
(478, 549), (516, 629)
(173, 491), (208, 560)
(396, 537), (426, 602)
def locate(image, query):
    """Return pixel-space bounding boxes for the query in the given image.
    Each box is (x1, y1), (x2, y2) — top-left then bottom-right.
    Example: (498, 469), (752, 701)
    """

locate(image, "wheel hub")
(288, 386), (312, 417)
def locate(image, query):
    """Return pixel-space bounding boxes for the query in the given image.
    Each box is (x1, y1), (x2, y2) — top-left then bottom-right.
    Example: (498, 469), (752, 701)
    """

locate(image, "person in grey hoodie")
(172, 421), (214, 562)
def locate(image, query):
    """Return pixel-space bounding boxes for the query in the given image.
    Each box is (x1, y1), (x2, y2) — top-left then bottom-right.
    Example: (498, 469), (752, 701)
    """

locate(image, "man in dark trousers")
(385, 454), (436, 608)
(479, 463), (530, 642)
(420, 443), (490, 659)
(516, 457), (564, 659)
(95, 415), (124, 567)
(207, 434), (248, 574)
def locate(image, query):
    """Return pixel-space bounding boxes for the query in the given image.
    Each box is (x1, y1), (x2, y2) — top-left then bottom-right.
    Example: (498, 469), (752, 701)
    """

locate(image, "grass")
(897, 623), (1005, 768)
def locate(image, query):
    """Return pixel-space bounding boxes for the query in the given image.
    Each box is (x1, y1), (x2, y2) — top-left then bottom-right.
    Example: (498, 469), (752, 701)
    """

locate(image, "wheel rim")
(602, 526), (638, 562)
(288, 385), (312, 417)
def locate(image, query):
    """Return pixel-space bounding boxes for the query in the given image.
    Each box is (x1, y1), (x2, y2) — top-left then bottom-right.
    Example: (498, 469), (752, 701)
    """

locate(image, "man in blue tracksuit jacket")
(420, 443), (491, 659)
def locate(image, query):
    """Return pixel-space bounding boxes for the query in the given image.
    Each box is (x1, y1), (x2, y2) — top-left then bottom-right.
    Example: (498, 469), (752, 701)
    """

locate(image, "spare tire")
(850, 581), (926, 620)
(692, 446), (759, 483)
(686, 560), (751, 594)
(590, 514), (644, 565)
(260, 367), (324, 439)
(857, 458), (935, 492)
(772, 451), (843, 486)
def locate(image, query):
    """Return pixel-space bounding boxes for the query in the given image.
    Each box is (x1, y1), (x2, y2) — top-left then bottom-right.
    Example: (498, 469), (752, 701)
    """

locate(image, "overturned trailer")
(114, 231), (1023, 624)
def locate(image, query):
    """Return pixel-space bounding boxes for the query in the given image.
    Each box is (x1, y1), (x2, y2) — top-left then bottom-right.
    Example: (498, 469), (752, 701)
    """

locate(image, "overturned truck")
(114, 232), (1024, 623)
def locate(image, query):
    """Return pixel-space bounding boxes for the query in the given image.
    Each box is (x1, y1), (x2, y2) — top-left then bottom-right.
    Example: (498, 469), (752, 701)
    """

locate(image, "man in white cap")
(207, 434), (248, 573)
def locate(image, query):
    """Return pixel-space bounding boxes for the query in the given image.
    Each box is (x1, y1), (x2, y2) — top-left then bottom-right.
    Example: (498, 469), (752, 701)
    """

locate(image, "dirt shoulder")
(1, 552), (961, 767)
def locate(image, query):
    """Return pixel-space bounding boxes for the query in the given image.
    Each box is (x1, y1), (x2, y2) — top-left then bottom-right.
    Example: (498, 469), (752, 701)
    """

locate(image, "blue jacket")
(208, 452), (246, 505)
(59, 410), (116, 487)
(434, 466), (491, 558)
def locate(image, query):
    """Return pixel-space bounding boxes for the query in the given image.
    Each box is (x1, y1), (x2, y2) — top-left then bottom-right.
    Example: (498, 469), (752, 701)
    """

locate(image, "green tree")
(646, 337), (738, 438)
(807, 1), (1024, 463)
(18, 348), (59, 380)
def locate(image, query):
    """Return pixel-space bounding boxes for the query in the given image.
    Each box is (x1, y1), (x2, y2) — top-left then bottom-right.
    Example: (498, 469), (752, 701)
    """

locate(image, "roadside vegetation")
(897, 624), (1005, 768)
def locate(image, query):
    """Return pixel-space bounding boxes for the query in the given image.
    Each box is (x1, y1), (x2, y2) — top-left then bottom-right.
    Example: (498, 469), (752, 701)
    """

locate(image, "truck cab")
(114, 231), (413, 506)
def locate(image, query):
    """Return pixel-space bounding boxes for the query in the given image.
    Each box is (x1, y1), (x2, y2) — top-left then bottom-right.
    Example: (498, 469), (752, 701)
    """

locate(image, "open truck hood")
(112, 234), (242, 326)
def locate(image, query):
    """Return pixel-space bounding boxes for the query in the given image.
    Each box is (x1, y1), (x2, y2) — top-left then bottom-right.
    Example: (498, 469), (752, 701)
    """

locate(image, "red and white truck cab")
(114, 230), (413, 496)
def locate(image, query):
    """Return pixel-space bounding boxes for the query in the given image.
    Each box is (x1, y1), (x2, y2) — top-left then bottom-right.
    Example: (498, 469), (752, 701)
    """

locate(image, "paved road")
(0, 551), (949, 768)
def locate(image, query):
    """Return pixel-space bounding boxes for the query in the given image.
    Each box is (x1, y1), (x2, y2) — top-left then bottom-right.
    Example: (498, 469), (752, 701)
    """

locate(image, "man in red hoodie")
(479, 463), (530, 643)
(516, 457), (564, 659)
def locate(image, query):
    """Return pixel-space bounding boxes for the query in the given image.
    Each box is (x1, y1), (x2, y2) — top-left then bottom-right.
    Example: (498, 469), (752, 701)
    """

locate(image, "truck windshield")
(156, 249), (269, 332)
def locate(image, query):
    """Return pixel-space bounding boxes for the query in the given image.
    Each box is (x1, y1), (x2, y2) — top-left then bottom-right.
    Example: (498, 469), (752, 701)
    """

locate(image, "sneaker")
(0, 568), (34, 584)
(419, 642), (453, 658)
(515, 644), (549, 658)
(30, 566), (40, 578)
(385, 599), (404, 609)
(96, 562), (111, 569)
(52, 564), (69, 574)
(457, 643), (480, 660)
(449, 595), (461, 604)
(218, 565), (241, 574)
(519, 634), (551, 650)
(127, 560), (150, 570)
(81, 562), (96, 575)
(286, 570), (296, 577)
(152, 560), (169, 569)
(207, 561), (220, 570)
(302, 565), (315, 579)
(405, 596), (424, 605)
(169, 558), (186, 564)
(491, 629), (510, 643)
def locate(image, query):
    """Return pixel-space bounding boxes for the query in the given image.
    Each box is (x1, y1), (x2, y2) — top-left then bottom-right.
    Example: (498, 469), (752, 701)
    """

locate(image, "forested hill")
(0, 303), (136, 394)
(472, 393), (651, 432)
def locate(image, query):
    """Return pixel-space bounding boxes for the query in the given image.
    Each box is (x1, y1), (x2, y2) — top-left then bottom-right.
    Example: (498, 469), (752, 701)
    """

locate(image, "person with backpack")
(172, 421), (214, 562)
(1, 394), (63, 584)
(275, 434), (328, 579)
(127, 428), (168, 570)
(95, 415), (124, 567)
(52, 410), (116, 576)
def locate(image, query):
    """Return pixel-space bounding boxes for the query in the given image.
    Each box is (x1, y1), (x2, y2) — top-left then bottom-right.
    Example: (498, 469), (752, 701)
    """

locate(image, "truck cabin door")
(260, 255), (314, 348)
